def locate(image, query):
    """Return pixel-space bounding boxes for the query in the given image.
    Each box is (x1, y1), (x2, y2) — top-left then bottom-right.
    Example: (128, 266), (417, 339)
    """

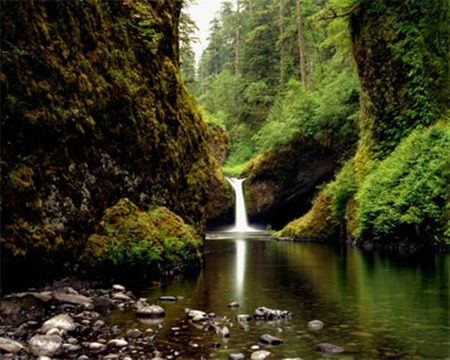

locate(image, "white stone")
(29, 334), (62, 357)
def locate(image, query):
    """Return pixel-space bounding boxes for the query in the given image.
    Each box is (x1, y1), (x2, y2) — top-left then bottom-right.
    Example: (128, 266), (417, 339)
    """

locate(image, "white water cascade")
(226, 177), (260, 232)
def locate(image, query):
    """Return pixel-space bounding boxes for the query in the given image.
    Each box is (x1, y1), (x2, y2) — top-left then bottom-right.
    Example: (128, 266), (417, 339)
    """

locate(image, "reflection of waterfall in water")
(226, 177), (261, 232)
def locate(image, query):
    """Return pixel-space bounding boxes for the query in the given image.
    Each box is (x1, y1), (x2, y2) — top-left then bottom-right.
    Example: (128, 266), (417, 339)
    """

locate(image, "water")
(109, 234), (450, 359)
(225, 177), (261, 232)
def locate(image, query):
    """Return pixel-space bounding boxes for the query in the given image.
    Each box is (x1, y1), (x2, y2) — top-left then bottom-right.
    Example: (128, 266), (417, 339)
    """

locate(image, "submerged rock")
(136, 305), (165, 318)
(253, 306), (293, 320)
(315, 342), (344, 354)
(259, 334), (284, 346)
(307, 319), (324, 330)
(251, 350), (276, 360)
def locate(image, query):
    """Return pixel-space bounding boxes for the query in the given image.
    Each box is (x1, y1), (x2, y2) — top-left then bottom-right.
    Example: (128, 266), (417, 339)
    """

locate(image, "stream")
(108, 233), (450, 359)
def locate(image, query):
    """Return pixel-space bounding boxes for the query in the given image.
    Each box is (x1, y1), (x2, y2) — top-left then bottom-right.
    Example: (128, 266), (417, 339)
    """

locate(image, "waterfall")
(226, 177), (259, 232)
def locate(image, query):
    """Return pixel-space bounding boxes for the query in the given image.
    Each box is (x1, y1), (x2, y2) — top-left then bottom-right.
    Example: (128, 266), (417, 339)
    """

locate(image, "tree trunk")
(235, 0), (240, 78)
(296, 0), (307, 90)
(279, 0), (285, 86)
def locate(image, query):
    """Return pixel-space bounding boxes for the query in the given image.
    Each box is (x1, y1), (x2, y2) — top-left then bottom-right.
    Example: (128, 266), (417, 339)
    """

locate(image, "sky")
(185, 0), (226, 61)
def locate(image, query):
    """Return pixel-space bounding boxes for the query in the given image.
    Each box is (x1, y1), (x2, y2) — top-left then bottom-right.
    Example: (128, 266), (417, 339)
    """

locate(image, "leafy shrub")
(355, 121), (450, 244)
(324, 159), (358, 222)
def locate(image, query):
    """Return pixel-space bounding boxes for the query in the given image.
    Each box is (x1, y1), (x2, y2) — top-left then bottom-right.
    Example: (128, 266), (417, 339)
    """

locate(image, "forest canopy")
(181, 0), (449, 245)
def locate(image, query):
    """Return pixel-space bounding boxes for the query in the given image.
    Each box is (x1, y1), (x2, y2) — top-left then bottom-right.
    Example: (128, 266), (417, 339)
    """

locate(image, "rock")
(93, 296), (115, 314)
(229, 353), (245, 360)
(88, 341), (107, 353)
(28, 334), (63, 357)
(0, 336), (24, 353)
(237, 314), (252, 322)
(251, 350), (275, 360)
(220, 326), (230, 338)
(307, 320), (324, 330)
(259, 334), (284, 346)
(315, 343), (344, 354)
(113, 284), (126, 292)
(159, 296), (177, 302)
(53, 291), (93, 307)
(253, 306), (293, 320)
(228, 301), (240, 308)
(136, 305), (165, 318)
(125, 329), (143, 339)
(112, 292), (132, 302)
(186, 309), (209, 322)
(108, 338), (128, 347)
(41, 314), (76, 333)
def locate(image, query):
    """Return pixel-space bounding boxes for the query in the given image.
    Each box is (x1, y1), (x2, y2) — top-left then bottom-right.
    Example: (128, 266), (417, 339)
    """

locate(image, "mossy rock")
(276, 192), (340, 240)
(80, 198), (202, 274)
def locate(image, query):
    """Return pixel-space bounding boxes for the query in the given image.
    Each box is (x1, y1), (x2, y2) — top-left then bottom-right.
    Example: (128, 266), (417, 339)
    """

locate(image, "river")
(108, 233), (450, 359)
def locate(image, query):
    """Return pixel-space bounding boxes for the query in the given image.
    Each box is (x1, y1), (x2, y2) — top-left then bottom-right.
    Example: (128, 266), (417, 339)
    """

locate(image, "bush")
(355, 121), (450, 244)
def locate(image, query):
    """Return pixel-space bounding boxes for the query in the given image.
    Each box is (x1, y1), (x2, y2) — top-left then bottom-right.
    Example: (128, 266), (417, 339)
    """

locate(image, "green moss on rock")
(0, 0), (212, 285)
(81, 198), (202, 275)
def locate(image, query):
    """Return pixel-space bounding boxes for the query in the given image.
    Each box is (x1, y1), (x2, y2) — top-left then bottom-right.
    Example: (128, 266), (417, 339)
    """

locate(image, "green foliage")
(324, 158), (358, 222)
(355, 121), (450, 244)
(350, 0), (448, 158)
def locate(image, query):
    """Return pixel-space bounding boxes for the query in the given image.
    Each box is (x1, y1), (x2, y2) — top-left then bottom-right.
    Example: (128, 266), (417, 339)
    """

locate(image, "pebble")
(307, 319), (324, 330)
(251, 350), (275, 359)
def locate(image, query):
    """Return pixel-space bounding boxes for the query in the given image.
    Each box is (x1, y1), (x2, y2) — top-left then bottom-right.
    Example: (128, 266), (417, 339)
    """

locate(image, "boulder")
(0, 337), (24, 353)
(28, 334), (63, 357)
(41, 314), (76, 333)
(136, 305), (165, 318)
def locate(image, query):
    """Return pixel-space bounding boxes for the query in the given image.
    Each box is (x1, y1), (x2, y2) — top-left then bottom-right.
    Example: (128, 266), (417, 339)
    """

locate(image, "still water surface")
(111, 235), (450, 359)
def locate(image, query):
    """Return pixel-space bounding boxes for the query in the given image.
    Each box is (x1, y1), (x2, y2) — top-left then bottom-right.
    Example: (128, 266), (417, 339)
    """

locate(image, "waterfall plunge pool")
(109, 234), (450, 359)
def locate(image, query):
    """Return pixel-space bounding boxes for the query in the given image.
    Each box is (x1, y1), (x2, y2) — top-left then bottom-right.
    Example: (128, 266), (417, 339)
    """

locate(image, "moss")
(80, 198), (202, 275)
(1, 0), (212, 279)
(276, 193), (339, 240)
(8, 165), (35, 191)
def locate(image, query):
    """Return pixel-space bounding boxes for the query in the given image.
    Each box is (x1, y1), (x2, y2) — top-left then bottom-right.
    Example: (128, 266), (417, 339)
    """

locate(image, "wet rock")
(125, 328), (143, 339)
(237, 314), (252, 322)
(136, 305), (165, 318)
(219, 326), (230, 338)
(53, 290), (93, 308)
(159, 296), (178, 302)
(228, 301), (240, 308)
(251, 350), (276, 359)
(88, 341), (107, 353)
(0, 336), (24, 353)
(253, 306), (293, 320)
(186, 308), (209, 322)
(28, 334), (63, 357)
(93, 296), (115, 314)
(0, 293), (47, 326)
(259, 334), (284, 346)
(112, 292), (132, 302)
(229, 353), (245, 360)
(307, 320), (324, 330)
(112, 284), (126, 292)
(41, 313), (76, 333)
(108, 338), (128, 347)
(315, 343), (344, 354)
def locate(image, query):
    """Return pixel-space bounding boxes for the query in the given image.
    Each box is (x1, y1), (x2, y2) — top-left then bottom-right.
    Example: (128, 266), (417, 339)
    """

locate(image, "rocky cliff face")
(0, 0), (212, 282)
(242, 135), (354, 230)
